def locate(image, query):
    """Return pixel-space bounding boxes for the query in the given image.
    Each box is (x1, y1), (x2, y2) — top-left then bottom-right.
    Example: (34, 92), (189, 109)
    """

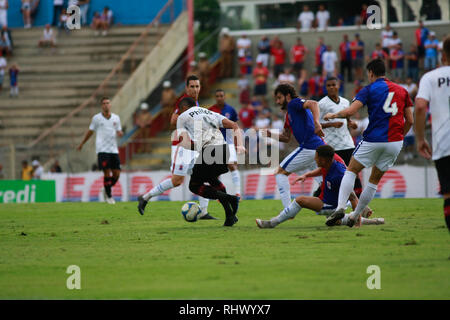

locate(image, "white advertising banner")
(43, 165), (440, 202)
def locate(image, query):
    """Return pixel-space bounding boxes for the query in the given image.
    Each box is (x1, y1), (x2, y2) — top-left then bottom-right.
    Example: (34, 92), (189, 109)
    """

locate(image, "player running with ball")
(256, 145), (384, 228)
(323, 59), (413, 227)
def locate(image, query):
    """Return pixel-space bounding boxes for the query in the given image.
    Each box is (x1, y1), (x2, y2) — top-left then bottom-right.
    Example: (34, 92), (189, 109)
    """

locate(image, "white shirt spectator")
(237, 36), (251, 58)
(322, 50), (338, 73)
(387, 37), (402, 53)
(43, 28), (54, 41)
(255, 116), (271, 129)
(0, 0), (8, 28)
(381, 29), (393, 48)
(54, 0), (63, 5)
(0, 56), (6, 76)
(400, 83), (417, 96)
(237, 77), (249, 91)
(316, 10), (330, 30)
(298, 11), (315, 31)
(416, 65), (450, 160)
(68, 0), (78, 6)
(32, 160), (44, 180)
(89, 113), (122, 154)
(319, 96), (355, 151)
(278, 73), (296, 85)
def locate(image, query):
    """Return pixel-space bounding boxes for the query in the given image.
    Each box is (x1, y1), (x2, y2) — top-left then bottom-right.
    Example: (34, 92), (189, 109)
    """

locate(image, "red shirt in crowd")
(252, 65), (269, 85)
(291, 44), (307, 63)
(271, 47), (286, 65)
(371, 49), (388, 60)
(239, 106), (256, 129)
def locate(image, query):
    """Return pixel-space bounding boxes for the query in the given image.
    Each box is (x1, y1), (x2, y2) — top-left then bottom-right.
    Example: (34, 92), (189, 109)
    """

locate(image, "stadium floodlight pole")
(187, 0), (195, 72)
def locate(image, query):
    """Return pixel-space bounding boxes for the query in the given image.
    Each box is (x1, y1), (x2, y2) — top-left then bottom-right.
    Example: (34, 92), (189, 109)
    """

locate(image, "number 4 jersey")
(353, 78), (413, 142)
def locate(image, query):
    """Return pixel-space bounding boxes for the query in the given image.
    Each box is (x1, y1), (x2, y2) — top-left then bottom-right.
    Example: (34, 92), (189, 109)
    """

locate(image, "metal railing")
(18, 0), (180, 174)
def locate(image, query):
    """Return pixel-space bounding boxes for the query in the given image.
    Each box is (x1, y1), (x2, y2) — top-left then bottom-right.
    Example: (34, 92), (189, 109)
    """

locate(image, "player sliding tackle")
(323, 59), (413, 227)
(256, 145), (384, 228)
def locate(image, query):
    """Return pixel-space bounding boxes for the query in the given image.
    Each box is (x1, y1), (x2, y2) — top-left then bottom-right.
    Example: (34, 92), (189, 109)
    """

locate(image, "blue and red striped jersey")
(319, 156), (347, 207)
(353, 78), (413, 142)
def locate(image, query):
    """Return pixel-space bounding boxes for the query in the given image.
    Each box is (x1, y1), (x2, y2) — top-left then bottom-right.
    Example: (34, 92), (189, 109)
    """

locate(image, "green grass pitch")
(0, 199), (449, 299)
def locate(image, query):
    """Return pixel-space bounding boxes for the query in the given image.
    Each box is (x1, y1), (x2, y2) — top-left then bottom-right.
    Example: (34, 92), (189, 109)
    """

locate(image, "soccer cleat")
(137, 195), (148, 215)
(326, 208), (345, 226)
(106, 197), (116, 205)
(255, 219), (275, 229)
(374, 217), (385, 225)
(347, 214), (361, 228)
(224, 215), (238, 227)
(199, 213), (218, 220)
(102, 187), (108, 203)
(361, 206), (373, 218)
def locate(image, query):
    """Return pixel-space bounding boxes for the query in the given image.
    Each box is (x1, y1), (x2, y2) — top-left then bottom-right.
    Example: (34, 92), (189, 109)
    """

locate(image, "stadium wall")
(6, 0), (183, 28)
(39, 165), (440, 203)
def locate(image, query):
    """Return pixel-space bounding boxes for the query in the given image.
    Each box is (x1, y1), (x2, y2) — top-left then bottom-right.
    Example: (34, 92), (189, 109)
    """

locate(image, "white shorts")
(280, 147), (317, 175)
(353, 140), (403, 172)
(228, 143), (237, 163)
(171, 145), (198, 176)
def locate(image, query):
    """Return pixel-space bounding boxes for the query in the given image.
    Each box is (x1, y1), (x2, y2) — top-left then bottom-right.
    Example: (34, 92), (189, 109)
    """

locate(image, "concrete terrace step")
(8, 52), (148, 64)
(0, 97), (85, 109)
(13, 45), (150, 56)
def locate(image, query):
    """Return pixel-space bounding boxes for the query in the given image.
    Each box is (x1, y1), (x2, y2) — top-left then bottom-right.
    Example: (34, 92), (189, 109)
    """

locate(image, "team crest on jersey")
(327, 181), (332, 189)
(225, 113), (231, 118)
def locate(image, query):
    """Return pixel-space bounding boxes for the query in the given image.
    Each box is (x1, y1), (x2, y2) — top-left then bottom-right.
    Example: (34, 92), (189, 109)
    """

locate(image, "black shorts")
(292, 62), (303, 73)
(418, 45), (425, 58)
(336, 148), (355, 165)
(98, 152), (121, 170)
(191, 144), (229, 181)
(435, 155), (450, 195)
(254, 83), (267, 96)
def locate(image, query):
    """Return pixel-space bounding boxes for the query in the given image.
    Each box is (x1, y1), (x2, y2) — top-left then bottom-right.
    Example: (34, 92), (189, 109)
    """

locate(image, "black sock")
(444, 199), (450, 231)
(104, 177), (113, 198)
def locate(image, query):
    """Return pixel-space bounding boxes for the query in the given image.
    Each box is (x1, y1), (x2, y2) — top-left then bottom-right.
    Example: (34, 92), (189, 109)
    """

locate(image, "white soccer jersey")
(319, 96), (355, 151)
(177, 106), (227, 150)
(416, 66), (450, 160)
(89, 112), (122, 154)
(316, 10), (330, 30)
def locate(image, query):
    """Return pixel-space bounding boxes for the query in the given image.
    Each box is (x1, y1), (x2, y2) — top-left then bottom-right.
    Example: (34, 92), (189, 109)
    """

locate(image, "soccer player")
(319, 76), (363, 196)
(415, 36), (450, 231)
(137, 75), (215, 219)
(177, 97), (245, 227)
(263, 83), (325, 209)
(77, 97), (123, 204)
(323, 59), (413, 227)
(256, 145), (384, 228)
(209, 89), (241, 198)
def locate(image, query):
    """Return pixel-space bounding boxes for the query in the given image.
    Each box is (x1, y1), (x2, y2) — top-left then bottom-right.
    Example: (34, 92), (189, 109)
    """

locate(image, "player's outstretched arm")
(263, 126), (292, 143)
(403, 106), (414, 136)
(77, 130), (94, 151)
(324, 100), (363, 121)
(291, 167), (322, 185)
(320, 121), (344, 129)
(222, 118), (245, 154)
(303, 100), (324, 137)
(414, 98), (432, 159)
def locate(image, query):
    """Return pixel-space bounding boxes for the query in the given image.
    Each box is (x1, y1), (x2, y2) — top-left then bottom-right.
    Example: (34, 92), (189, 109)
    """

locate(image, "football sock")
(142, 178), (174, 201)
(103, 177), (113, 198)
(444, 198), (450, 231)
(351, 182), (377, 219)
(230, 170), (241, 195)
(337, 171), (357, 210)
(111, 176), (119, 186)
(199, 197), (209, 215)
(276, 173), (291, 208)
(271, 199), (301, 226)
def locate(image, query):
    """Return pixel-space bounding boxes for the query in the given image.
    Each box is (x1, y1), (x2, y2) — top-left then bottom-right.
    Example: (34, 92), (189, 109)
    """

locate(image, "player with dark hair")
(318, 76), (363, 197)
(176, 97), (245, 226)
(264, 83), (325, 209)
(137, 75), (216, 219)
(256, 145), (383, 228)
(415, 35), (450, 231)
(77, 97), (123, 204)
(324, 59), (414, 227)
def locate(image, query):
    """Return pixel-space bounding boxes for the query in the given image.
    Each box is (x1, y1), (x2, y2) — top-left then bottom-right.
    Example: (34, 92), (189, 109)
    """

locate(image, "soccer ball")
(181, 202), (201, 222)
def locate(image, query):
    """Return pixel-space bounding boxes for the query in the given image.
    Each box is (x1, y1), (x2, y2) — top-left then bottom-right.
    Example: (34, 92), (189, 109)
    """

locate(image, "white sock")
(199, 197), (209, 215)
(337, 171), (357, 210)
(351, 183), (377, 219)
(276, 173), (291, 208)
(341, 213), (350, 225)
(230, 170), (241, 195)
(271, 200), (301, 226)
(361, 217), (371, 225)
(142, 178), (174, 200)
